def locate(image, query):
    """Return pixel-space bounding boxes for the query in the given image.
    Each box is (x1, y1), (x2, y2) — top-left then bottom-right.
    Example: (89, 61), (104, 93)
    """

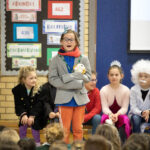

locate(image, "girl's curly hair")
(18, 66), (39, 96)
(45, 123), (64, 144)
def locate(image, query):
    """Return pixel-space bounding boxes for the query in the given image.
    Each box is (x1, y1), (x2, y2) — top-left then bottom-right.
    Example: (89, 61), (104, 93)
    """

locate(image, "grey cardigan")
(49, 54), (91, 105)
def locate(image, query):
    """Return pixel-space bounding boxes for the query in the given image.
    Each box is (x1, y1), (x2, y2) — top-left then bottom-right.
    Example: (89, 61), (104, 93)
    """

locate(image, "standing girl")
(100, 60), (131, 142)
(12, 66), (44, 146)
(49, 29), (91, 143)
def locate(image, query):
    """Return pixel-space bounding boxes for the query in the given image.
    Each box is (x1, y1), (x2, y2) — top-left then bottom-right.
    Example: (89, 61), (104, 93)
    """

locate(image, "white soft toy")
(73, 63), (86, 74)
(105, 119), (114, 125)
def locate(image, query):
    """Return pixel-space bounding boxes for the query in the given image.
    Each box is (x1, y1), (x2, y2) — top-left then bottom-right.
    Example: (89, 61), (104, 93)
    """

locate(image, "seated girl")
(100, 60), (131, 142)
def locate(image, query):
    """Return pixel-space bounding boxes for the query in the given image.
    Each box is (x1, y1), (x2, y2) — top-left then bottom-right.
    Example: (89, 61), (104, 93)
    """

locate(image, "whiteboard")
(129, 0), (150, 52)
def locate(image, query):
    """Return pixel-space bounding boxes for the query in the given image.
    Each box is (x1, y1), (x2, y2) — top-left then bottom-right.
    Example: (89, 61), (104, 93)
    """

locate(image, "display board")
(1, 0), (84, 75)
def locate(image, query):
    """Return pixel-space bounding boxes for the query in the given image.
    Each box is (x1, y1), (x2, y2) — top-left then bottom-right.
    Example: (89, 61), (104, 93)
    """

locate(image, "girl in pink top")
(100, 60), (131, 142)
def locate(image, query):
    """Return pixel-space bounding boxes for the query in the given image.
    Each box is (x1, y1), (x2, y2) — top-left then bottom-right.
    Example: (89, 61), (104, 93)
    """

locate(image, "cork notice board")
(1, 0), (84, 75)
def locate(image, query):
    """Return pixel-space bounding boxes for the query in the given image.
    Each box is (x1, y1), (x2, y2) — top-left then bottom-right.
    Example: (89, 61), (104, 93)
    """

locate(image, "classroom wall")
(0, 0), (89, 121)
(96, 0), (150, 89)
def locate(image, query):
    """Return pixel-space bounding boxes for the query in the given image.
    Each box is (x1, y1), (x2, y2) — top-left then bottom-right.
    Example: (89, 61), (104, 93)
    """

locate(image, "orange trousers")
(59, 105), (85, 144)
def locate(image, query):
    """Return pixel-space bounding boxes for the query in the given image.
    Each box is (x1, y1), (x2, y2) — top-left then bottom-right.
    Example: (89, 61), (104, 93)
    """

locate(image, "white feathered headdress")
(110, 60), (121, 67)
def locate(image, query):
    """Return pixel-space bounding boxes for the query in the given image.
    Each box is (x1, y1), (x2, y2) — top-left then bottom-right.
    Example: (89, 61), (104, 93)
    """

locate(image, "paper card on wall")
(13, 24), (38, 42)
(16, 27), (34, 39)
(48, 1), (73, 19)
(12, 58), (37, 68)
(12, 11), (37, 22)
(47, 48), (59, 66)
(43, 20), (77, 34)
(47, 34), (61, 45)
(7, 43), (42, 58)
(6, 0), (41, 11)
(52, 51), (58, 58)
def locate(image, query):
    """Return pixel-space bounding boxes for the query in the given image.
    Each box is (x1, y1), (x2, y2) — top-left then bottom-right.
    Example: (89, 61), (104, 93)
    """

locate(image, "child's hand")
(110, 113), (118, 123)
(55, 112), (60, 118)
(113, 113), (119, 123)
(145, 115), (149, 122)
(142, 110), (149, 122)
(49, 112), (56, 119)
(21, 115), (28, 125)
(28, 116), (35, 126)
(109, 113), (113, 120)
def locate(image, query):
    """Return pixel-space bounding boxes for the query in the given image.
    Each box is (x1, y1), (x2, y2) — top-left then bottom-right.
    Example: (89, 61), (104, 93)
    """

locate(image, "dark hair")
(49, 140), (68, 150)
(91, 70), (97, 76)
(108, 65), (123, 75)
(71, 140), (85, 150)
(84, 135), (113, 150)
(122, 142), (144, 150)
(60, 29), (80, 46)
(142, 133), (150, 150)
(0, 125), (6, 132)
(0, 141), (20, 150)
(126, 133), (149, 150)
(107, 64), (124, 83)
(18, 138), (36, 150)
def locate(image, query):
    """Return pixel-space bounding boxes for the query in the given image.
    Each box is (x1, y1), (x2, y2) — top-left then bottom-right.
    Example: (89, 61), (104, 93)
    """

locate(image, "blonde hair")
(45, 123), (64, 144)
(0, 128), (20, 144)
(18, 66), (39, 96)
(60, 29), (80, 46)
(96, 124), (121, 150)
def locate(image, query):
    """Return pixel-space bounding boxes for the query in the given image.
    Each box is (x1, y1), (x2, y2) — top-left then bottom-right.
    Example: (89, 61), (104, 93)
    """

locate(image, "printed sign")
(7, 43), (42, 58)
(43, 20), (77, 34)
(12, 11), (37, 22)
(6, 0), (41, 11)
(47, 34), (61, 45)
(48, 1), (73, 19)
(12, 58), (37, 68)
(13, 24), (38, 42)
